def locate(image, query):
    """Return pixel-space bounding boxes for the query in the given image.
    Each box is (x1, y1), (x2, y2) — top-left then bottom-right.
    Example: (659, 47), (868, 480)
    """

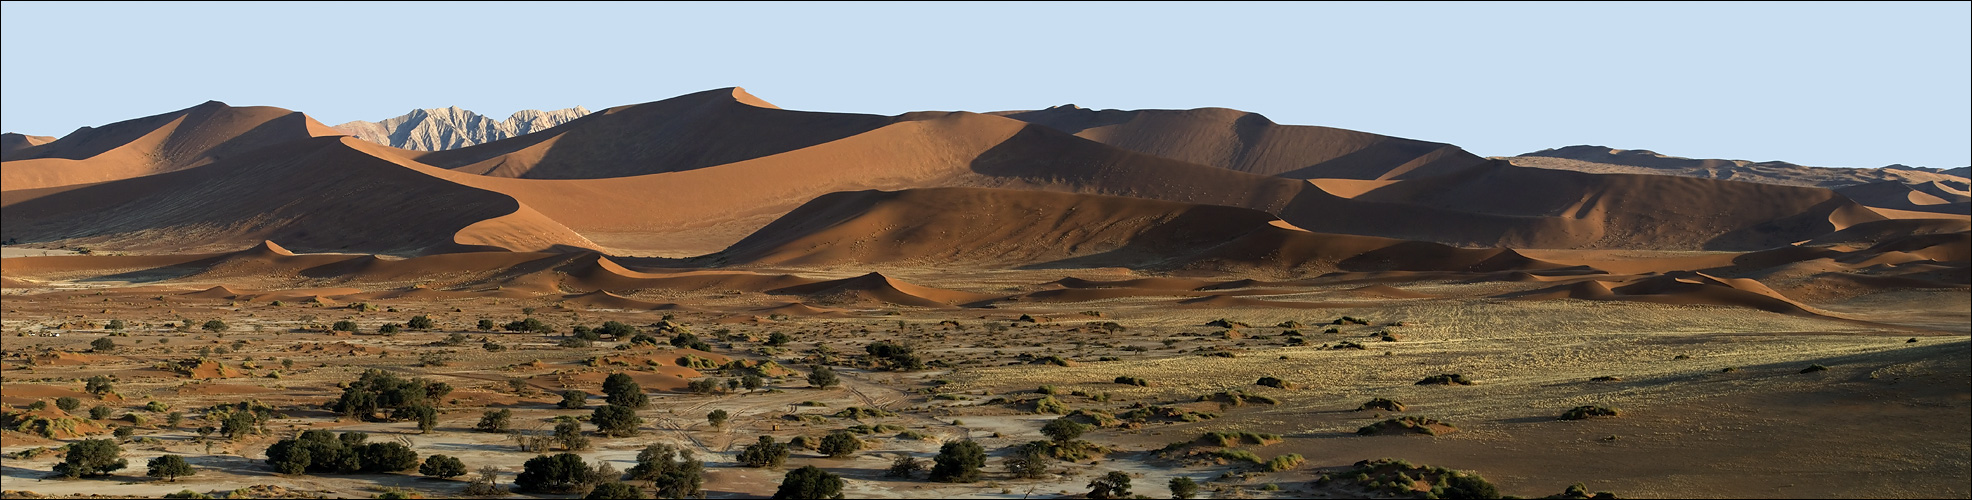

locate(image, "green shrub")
(1264, 453), (1305, 472)
(56, 438), (126, 477)
(1033, 396), (1069, 415)
(421, 454), (467, 478)
(1113, 376), (1149, 387)
(819, 431), (862, 458)
(476, 409), (512, 433)
(928, 439), (986, 483)
(773, 465), (844, 500)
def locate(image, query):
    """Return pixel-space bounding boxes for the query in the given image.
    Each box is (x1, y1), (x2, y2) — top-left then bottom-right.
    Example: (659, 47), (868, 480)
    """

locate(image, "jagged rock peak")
(331, 105), (590, 151)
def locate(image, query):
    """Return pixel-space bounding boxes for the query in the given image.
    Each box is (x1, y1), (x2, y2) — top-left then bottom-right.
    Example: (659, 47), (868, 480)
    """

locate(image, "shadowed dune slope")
(710, 187), (1573, 275)
(711, 187), (1285, 267)
(1, 133), (57, 155)
(1286, 162), (1885, 250)
(407, 88), (899, 179)
(1835, 181), (1972, 216)
(0, 137), (595, 255)
(767, 271), (997, 308)
(1512, 145), (1969, 188)
(994, 104), (1487, 180)
(1, 101), (342, 190)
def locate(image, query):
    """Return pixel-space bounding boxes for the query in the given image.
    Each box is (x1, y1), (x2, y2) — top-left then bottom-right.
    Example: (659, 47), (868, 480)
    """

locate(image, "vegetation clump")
(1357, 416), (1457, 436)
(927, 439), (987, 482)
(774, 465), (845, 500)
(1558, 406), (1620, 420)
(1201, 430), (1282, 447)
(264, 430), (419, 474)
(57, 438), (127, 478)
(1358, 398), (1407, 412)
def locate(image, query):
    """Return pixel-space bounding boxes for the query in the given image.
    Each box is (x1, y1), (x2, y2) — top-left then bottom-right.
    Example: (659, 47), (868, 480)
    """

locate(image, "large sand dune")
(994, 104), (1487, 180)
(407, 88), (898, 179)
(1, 101), (341, 190)
(0, 137), (594, 255)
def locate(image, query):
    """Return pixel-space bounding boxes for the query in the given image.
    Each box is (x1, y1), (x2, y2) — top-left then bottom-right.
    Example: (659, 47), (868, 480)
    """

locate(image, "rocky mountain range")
(331, 106), (589, 151)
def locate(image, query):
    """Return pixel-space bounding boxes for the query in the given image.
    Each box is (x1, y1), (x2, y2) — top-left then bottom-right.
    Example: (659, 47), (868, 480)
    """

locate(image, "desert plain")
(0, 88), (1966, 499)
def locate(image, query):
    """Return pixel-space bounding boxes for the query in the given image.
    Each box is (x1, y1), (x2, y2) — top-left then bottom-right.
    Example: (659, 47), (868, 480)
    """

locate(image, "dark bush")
(514, 453), (592, 493)
(602, 373), (648, 409)
(475, 409), (512, 433)
(807, 365), (839, 388)
(819, 431), (862, 458)
(147, 454), (195, 481)
(559, 390), (589, 409)
(928, 439), (986, 483)
(773, 465), (845, 500)
(592, 404), (642, 437)
(739, 436), (791, 468)
(625, 444), (703, 498)
(55, 396), (80, 412)
(1087, 470), (1132, 499)
(585, 482), (642, 500)
(421, 454), (467, 478)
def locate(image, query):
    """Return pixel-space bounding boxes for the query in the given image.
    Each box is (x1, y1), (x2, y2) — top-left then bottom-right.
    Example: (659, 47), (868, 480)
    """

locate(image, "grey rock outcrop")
(332, 106), (589, 151)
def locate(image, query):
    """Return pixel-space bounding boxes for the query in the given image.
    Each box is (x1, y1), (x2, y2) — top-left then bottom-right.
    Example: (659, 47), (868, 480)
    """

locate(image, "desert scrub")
(1264, 453), (1305, 472)
(1357, 416), (1455, 436)
(1113, 375), (1149, 387)
(1357, 398), (1406, 412)
(1032, 396), (1069, 415)
(1212, 448), (1263, 464)
(1414, 374), (1474, 386)
(1254, 376), (1290, 389)
(1202, 431), (1281, 447)
(1558, 406), (1620, 420)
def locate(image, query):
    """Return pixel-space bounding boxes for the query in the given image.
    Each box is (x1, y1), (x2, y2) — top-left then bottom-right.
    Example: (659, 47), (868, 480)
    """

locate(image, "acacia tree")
(147, 454), (195, 482)
(601, 373), (648, 409)
(773, 466), (845, 500)
(421, 455), (467, 478)
(592, 404), (642, 437)
(56, 439), (127, 478)
(928, 439), (986, 483)
(807, 365), (839, 388)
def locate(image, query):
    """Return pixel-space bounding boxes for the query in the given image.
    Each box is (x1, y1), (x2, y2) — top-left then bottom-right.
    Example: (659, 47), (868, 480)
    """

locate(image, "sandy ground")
(0, 267), (1965, 499)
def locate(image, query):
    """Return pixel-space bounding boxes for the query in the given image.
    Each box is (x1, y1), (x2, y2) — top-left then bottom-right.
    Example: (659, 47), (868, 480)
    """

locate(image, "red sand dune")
(2, 101), (341, 190)
(754, 302), (852, 318)
(562, 290), (685, 310)
(993, 104), (1487, 180)
(409, 88), (898, 179)
(767, 272), (998, 308)
(715, 186), (1578, 276)
(1, 137), (595, 255)
(1836, 180), (1971, 216)
(1507, 271), (1823, 316)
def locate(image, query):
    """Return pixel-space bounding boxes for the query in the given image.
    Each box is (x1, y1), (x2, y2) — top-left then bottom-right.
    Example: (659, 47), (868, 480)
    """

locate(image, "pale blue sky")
(3, 1), (1967, 168)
